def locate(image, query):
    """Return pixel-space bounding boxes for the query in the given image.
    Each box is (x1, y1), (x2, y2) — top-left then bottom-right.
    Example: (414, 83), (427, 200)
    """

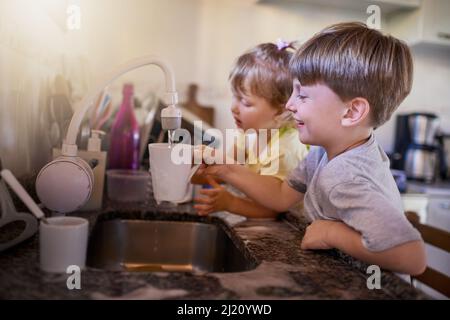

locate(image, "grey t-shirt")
(287, 134), (422, 252)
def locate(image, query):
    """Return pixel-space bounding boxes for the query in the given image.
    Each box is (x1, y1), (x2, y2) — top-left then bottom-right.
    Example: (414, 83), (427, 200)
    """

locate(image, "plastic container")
(106, 169), (149, 203)
(108, 83), (140, 170)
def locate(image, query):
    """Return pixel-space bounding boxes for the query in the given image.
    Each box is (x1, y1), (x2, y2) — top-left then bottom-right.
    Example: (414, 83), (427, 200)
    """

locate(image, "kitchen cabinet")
(257, 0), (450, 50)
(257, 0), (421, 15)
(388, 0), (450, 48)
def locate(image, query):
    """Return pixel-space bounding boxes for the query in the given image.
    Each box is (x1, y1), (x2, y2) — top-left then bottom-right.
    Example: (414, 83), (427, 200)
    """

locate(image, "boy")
(198, 22), (426, 275)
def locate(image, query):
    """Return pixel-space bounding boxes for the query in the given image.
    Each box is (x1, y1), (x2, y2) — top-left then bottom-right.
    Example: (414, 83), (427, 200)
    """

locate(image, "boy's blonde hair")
(290, 22), (413, 127)
(229, 43), (295, 128)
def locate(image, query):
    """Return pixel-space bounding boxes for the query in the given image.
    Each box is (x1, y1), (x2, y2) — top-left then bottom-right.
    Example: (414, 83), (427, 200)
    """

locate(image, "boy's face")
(230, 90), (278, 131)
(285, 79), (347, 146)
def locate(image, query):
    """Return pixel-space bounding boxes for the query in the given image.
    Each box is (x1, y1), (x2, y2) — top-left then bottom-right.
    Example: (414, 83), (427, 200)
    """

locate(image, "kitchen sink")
(86, 219), (257, 273)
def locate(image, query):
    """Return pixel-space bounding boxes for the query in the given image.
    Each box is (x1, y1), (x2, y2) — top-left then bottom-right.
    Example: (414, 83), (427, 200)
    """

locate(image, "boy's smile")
(295, 119), (305, 128)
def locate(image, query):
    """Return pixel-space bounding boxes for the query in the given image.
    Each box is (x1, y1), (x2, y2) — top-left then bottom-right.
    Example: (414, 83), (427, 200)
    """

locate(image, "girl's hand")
(192, 144), (239, 181)
(194, 176), (234, 216)
(190, 164), (208, 184)
(301, 220), (337, 250)
(195, 163), (232, 180)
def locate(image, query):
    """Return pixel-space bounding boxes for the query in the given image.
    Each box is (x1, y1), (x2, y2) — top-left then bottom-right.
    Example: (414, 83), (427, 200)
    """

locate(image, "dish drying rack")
(0, 159), (39, 252)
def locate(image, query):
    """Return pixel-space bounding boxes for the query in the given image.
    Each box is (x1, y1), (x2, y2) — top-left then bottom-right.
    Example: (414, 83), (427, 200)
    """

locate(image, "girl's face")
(285, 79), (346, 146)
(230, 91), (279, 131)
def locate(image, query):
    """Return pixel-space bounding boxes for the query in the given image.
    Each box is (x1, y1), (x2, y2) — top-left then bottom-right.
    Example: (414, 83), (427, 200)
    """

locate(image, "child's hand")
(301, 220), (338, 250)
(194, 176), (234, 216)
(190, 164), (208, 184)
(192, 144), (238, 181)
(196, 163), (239, 182)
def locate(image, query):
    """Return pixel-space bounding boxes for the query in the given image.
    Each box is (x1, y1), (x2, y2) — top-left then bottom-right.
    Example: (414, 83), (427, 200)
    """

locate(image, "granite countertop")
(0, 193), (428, 299)
(405, 180), (450, 196)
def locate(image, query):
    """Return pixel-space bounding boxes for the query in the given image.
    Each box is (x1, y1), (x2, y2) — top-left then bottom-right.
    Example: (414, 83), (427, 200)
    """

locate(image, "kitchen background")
(0, 0), (449, 299)
(1, 0), (449, 176)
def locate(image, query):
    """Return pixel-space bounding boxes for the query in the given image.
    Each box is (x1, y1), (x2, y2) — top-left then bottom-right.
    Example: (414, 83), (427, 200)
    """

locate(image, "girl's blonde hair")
(229, 42), (296, 128)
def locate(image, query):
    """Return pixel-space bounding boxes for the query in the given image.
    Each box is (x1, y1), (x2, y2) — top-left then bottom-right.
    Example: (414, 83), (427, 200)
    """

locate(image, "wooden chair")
(405, 211), (450, 298)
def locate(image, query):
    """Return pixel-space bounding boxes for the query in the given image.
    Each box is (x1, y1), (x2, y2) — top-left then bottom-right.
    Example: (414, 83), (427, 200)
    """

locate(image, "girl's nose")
(231, 102), (239, 114)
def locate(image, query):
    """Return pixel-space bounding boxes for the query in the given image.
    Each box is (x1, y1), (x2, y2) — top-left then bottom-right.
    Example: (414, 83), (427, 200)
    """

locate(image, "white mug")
(39, 216), (89, 273)
(148, 143), (194, 204)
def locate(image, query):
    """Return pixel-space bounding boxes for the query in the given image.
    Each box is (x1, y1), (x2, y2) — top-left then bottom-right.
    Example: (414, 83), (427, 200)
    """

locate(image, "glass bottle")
(108, 83), (140, 169)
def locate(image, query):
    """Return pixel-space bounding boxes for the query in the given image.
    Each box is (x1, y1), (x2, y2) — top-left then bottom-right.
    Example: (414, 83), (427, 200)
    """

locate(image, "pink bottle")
(108, 83), (140, 170)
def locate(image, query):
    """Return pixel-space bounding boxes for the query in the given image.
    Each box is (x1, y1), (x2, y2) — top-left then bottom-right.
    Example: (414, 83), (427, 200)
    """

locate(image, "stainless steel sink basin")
(86, 219), (257, 273)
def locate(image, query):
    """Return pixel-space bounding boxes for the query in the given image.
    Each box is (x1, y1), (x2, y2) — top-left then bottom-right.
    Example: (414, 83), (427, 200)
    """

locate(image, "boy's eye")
(241, 99), (252, 107)
(297, 94), (307, 101)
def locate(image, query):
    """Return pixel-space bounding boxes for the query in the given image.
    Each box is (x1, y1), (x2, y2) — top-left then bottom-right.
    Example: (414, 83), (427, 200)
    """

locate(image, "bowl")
(106, 170), (150, 203)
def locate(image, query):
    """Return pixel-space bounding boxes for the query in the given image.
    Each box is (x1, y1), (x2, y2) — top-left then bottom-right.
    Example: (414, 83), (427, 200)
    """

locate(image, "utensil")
(91, 90), (112, 130)
(0, 180), (39, 252)
(94, 99), (112, 130)
(0, 169), (48, 224)
(0, 159), (39, 251)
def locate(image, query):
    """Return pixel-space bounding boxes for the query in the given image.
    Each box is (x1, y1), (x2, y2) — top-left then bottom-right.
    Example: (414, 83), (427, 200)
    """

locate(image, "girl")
(193, 41), (308, 219)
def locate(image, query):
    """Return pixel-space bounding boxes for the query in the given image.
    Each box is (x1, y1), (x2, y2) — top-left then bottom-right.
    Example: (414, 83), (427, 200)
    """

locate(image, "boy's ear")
(341, 97), (370, 127)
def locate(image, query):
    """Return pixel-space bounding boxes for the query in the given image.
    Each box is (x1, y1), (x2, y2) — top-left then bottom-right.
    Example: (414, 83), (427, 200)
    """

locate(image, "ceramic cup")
(39, 216), (89, 273)
(148, 143), (195, 204)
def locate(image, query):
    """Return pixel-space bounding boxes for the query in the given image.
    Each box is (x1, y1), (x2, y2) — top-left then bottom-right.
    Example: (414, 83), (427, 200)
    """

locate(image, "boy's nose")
(285, 98), (296, 113)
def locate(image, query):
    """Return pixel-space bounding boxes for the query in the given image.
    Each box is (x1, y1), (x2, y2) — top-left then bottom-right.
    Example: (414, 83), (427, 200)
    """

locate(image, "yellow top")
(232, 126), (308, 181)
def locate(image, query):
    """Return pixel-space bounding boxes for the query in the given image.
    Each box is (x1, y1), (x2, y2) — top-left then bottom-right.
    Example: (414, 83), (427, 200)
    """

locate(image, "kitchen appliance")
(408, 112), (439, 145)
(437, 133), (450, 180)
(391, 114), (411, 170)
(404, 144), (438, 183)
(392, 112), (447, 183)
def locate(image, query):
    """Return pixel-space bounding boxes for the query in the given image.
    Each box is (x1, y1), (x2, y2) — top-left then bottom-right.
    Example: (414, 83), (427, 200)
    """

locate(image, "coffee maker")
(392, 112), (447, 183)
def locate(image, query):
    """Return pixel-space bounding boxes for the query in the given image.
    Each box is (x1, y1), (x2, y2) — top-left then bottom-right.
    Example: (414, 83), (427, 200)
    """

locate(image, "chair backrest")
(181, 83), (215, 126)
(405, 211), (450, 298)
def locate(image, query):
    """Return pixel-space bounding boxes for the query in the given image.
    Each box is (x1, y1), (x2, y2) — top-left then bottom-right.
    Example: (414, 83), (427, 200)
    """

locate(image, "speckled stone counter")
(0, 196), (428, 300)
